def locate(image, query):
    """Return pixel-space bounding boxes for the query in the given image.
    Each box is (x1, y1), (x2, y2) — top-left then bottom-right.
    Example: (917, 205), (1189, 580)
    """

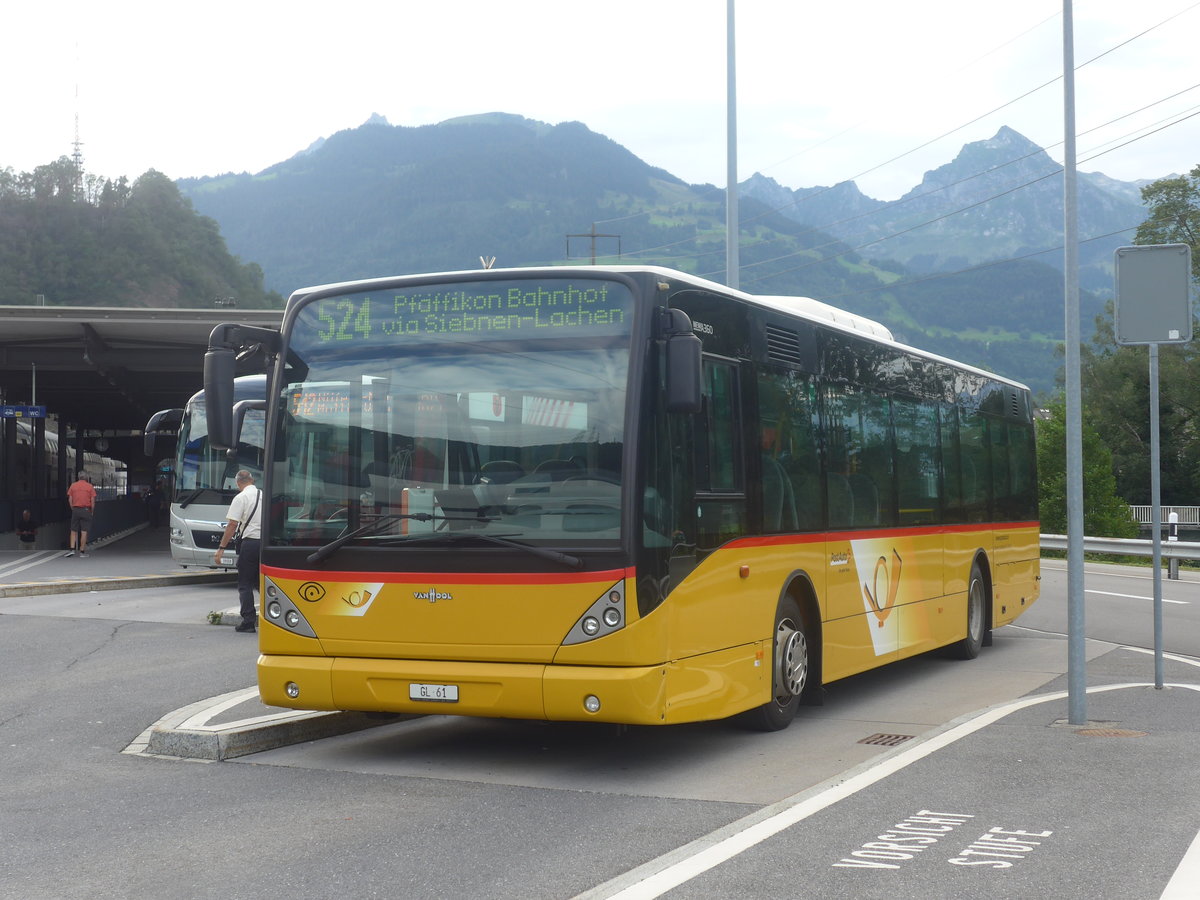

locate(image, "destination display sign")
(296, 278), (633, 347)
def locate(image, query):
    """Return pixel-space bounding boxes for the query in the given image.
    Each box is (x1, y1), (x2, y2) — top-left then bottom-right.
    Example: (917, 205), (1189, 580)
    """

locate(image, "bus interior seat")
(848, 473), (879, 527)
(479, 459), (525, 484)
(533, 458), (583, 481)
(827, 473), (854, 528)
(761, 454), (799, 532)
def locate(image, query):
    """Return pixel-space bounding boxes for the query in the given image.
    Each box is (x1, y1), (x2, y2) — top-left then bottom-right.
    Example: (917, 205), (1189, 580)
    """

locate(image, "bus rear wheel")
(742, 597), (808, 732)
(948, 560), (986, 660)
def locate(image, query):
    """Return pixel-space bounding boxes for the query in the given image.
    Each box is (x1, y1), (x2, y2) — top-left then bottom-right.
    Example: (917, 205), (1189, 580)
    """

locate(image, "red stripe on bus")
(727, 521), (1039, 549)
(261, 564), (634, 585)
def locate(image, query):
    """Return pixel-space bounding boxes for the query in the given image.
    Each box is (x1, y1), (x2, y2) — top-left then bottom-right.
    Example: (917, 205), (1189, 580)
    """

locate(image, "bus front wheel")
(741, 597), (808, 732)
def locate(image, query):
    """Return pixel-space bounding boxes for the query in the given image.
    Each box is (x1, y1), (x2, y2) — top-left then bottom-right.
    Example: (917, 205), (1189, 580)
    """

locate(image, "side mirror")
(143, 407), (183, 456)
(203, 347), (236, 450)
(663, 309), (702, 414)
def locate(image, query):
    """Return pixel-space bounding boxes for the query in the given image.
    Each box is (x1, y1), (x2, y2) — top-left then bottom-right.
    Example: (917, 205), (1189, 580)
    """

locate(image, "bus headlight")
(563, 579), (627, 645)
(261, 576), (317, 638)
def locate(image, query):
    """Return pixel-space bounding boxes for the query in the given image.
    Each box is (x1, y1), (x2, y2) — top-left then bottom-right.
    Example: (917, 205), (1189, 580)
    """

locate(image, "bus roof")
(287, 265), (1030, 393)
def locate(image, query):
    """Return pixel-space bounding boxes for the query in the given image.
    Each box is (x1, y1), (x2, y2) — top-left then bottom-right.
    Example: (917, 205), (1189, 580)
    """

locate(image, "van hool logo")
(415, 587), (453, 602)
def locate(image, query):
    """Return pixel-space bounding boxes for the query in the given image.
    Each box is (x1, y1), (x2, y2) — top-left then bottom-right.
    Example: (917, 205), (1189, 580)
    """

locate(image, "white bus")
(144, 375), (266, 567)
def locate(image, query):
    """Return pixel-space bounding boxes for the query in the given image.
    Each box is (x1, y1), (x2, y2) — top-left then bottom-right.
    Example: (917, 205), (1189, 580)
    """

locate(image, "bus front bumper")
(258, 655), (674, 725)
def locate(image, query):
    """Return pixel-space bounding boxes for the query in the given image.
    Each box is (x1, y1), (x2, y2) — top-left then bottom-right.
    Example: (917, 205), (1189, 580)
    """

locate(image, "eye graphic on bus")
(298, 581), (326, 602)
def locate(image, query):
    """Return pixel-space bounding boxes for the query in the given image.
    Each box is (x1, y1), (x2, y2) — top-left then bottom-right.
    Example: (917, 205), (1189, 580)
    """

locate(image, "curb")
(0, 569), (236, 599)
(126, 687), (409, 761)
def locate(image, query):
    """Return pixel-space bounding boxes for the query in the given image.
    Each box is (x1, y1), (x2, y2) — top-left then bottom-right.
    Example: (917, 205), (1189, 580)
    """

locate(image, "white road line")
(574, 682), (1200, 900)
(1087, 589), (1188, 605)
(1161, 827), (1200, 899)
(1124, 646), (1200, 667)
(0, 551), (58, 577)
(1040, 563), (1200, 585)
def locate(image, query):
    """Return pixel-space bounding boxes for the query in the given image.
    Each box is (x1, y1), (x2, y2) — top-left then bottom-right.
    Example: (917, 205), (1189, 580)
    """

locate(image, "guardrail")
(1040, 533), (1200, 578)
(1127, 506), (1200, 525)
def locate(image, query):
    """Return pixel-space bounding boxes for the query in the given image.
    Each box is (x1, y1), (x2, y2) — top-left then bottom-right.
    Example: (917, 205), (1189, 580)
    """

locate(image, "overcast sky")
(4, 0), (1198, 201)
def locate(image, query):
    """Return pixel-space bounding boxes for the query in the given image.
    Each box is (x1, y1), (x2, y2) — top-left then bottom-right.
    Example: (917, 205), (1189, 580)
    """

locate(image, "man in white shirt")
(214, 470), (262, 633)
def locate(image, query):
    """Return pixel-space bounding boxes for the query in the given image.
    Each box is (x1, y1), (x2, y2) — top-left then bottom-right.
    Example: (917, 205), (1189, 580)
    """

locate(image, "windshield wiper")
(376, 531), (583, 570)
(305, 512), (501, 565)
(176, 489), (206, 509)
(306, 513), (432, 565)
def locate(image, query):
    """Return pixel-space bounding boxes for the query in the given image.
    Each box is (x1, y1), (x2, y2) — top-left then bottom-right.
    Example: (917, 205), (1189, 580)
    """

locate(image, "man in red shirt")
(66, 472), (97, 557)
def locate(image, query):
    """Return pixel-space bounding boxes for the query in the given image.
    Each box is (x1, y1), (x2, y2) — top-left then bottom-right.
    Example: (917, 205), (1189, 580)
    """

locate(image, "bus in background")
(144, 375), (267, 568)
(204, 267), (1039, 731)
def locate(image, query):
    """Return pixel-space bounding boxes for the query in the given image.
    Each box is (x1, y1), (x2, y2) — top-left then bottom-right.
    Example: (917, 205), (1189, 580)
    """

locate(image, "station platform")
(0, 522), (234, 598)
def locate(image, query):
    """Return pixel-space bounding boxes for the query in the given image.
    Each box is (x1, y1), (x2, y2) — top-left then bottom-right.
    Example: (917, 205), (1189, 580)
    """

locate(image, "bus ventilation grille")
(765, 324), (804, 366)
(858, 732), (915, 747)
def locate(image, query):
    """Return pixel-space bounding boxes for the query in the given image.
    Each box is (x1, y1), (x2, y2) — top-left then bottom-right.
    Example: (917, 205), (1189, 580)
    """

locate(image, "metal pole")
(725, 0), (740, 290)
(1062, 0), (1087, 725)
(1149, 343), (1165, 688)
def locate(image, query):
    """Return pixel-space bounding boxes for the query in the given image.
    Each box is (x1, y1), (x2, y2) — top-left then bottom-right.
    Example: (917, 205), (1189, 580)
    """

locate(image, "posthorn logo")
(414, 587), (453, 602)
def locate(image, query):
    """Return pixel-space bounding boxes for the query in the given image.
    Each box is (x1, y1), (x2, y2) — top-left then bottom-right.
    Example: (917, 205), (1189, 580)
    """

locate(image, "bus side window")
(756, 368), (821, 533)
(824, 383), (896, 529)
(695, 358), (746, 550)
(959, 409), (991, 523)
(893, 396), (941, 526)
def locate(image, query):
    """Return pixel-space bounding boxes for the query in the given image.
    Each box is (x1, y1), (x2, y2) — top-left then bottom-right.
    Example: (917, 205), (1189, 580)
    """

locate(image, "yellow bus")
(204, 266), (1039, 731)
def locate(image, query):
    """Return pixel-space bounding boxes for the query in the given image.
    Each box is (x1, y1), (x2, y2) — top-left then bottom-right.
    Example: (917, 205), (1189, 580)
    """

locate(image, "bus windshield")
(273, 277), (634, 549)
(176, 379), (266, 504)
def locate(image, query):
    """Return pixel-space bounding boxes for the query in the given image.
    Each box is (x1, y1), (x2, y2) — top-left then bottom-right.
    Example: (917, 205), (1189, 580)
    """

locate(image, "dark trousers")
(236, 538), (261, 623)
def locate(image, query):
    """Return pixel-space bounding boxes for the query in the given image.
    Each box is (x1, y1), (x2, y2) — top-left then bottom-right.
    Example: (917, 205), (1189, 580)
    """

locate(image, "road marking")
(573, 682), (1200, 900)
(1161, 827), (1200, 899)
(0, 550), (58, 577)
(1040, 563), (1200, 586)
(1087, 589), (1187, 605)
(1124, 646), (1200, 667)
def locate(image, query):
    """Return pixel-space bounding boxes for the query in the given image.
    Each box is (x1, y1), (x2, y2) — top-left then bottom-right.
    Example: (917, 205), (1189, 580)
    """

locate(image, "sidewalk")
(0, 523), (235, 598)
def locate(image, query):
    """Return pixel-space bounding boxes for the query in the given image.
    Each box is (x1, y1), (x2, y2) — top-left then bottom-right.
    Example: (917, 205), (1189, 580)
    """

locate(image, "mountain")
(179, 112), (695, 293)
(177, 116), (1162, 395)
(742, 127), (1150, 293)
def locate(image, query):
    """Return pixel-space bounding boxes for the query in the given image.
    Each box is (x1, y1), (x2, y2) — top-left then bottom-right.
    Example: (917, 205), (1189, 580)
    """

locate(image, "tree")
(1036, 402), (1139, 537)
(1135, 164), (1200, 279)
(1073, 166), (1200, 507)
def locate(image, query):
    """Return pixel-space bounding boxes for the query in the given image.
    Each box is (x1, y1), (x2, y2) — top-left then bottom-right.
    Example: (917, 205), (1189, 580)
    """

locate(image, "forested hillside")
(0, 158), (281, 308)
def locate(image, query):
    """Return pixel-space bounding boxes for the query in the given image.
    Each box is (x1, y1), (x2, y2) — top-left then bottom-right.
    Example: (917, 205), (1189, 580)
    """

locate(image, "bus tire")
(741, 596), (808, 732)
(948, 560), (986, 660)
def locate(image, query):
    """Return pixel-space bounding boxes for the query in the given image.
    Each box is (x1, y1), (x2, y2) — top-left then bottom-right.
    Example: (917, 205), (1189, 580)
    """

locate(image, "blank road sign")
(1114, 243), (1193, 345)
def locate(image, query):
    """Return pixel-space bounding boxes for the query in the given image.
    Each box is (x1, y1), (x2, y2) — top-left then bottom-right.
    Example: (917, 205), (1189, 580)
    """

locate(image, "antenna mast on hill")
(72, 46), (85, 198)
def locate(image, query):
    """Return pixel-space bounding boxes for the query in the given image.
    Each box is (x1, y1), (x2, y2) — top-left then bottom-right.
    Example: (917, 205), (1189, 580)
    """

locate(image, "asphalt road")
(2, 557), (1199, 899)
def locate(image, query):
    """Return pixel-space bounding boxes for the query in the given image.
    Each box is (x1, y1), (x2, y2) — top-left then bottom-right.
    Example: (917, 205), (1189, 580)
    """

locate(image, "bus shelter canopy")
(0, 306), (282, 432)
